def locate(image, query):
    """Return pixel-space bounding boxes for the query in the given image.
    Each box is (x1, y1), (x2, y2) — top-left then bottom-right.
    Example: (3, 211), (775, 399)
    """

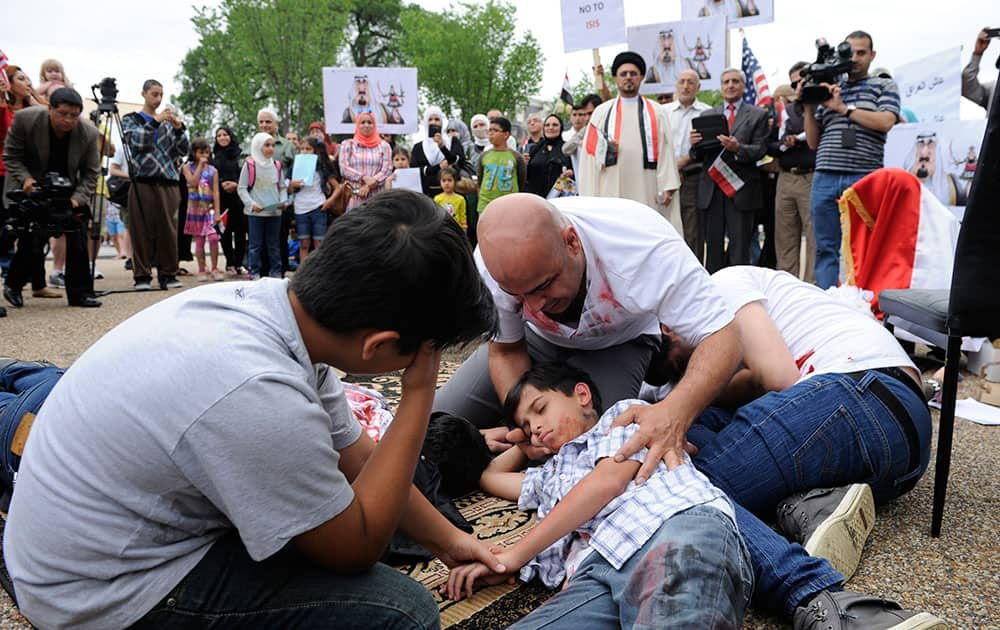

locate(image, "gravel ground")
(0, 253), (997, 628)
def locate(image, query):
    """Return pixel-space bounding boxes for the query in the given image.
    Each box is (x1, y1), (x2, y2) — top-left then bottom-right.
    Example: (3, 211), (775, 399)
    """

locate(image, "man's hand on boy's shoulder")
(610, 402), (699, 482)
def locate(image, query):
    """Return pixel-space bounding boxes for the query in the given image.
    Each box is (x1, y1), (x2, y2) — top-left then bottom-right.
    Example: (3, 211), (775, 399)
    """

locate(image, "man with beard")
(578, 51), (680, 230)
(341, 74), (392, 125)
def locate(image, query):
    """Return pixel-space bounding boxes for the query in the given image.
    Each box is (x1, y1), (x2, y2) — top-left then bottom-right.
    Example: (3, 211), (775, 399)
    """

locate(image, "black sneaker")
(793, 590), (948, 630)
(776, 484), (875, 581)
(159, 276), (183, 290)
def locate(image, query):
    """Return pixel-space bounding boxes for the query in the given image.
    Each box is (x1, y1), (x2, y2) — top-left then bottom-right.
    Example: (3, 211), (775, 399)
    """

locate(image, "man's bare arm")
(488, 339), (532, 405)
(613, 322), (743, 481)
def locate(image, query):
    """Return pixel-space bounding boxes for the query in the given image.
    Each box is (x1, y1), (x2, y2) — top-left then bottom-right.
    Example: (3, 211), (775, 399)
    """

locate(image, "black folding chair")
(878, 74), (1000, 537)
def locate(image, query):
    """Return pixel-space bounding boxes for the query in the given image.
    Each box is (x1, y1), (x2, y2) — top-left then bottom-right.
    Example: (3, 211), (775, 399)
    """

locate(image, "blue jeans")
(131, 531), (439, 629)
(509, 505), (752, 629)
(810, 170), (867, 288)
(689, 371), (932, 617)
(247, 215), (283, 278)
(0, 361), (65, 489)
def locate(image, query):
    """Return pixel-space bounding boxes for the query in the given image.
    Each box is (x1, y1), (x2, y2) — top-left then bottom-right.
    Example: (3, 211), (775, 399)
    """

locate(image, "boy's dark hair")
(439, 166), (458, 181)
(142, 79), (162, 92)
(188, 137), (211, 161)
(580, 93), (603, 109)
(490, 116), (512, 133)
(845, 30), (873, 51)
(502, 362), (603, 428)
(392, 146), (410, 160)
(49, 88), (83, 111)
(421, 412), (492, 498)
(290, 189), (497, 354)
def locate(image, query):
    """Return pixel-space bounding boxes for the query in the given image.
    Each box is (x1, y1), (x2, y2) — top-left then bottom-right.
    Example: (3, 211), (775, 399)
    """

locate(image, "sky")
(3, 0), (996, 124)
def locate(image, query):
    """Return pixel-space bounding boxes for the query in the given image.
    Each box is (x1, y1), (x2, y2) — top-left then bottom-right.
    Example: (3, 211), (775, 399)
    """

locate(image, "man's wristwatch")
(845, 104), (857, 119)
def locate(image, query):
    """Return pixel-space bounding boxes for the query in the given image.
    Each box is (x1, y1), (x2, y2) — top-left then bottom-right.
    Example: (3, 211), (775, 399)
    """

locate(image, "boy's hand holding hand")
(433, 531), (509, 574)
(444, 547), (521, 601)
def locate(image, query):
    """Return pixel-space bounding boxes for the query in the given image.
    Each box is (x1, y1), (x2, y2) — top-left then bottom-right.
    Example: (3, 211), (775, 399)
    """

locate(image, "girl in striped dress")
(338, 111), (392, 211)
(182, 138), (223, 281)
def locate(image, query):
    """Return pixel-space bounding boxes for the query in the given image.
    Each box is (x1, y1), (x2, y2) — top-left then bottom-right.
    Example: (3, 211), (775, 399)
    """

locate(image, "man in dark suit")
(691, 67), (770, 272)
(3, 88), (102, 308)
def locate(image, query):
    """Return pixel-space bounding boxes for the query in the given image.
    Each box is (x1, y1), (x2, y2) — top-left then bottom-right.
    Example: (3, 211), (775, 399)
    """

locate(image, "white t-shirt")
(478, 196), (734, 351)
(712, 266), (916, 379)
(5, 279), (361, 629)
(293, 172), (327, 214)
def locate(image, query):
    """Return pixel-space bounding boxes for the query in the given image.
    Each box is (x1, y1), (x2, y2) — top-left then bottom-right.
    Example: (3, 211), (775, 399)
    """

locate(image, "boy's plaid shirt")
(121, 112), (189, 181)
(518, 399), (735, 588)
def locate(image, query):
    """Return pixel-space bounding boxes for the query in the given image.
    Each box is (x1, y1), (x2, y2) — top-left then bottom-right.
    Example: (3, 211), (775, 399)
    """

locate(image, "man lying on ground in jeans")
(637, 265), (945, 630)
(447, 362), (752, 629)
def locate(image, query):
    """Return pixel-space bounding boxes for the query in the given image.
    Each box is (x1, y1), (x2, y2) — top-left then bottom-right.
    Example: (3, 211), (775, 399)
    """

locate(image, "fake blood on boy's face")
(515, 384), (595, 452)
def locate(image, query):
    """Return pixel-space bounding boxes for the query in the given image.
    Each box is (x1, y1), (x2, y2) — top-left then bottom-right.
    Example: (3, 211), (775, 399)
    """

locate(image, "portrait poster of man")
(322, 67), (418, 135)
(893, 47), (962, 123)
(885, 119), (986, 218)
(627, 15), (726, 94)
(681, 0), (774, 29)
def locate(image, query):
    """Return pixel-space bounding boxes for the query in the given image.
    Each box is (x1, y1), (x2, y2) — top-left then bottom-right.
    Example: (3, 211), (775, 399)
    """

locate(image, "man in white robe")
(579, 51), (682, 234)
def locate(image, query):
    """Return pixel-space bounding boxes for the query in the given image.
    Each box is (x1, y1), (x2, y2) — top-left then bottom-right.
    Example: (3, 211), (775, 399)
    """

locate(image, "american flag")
(0, 50), (8, 91)
(741, 36), (772, 107)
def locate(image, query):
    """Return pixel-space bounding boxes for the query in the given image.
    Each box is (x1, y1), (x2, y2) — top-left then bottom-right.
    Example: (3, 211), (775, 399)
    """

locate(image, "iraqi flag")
(560, 71), (574, 106)
(708, 150), (744, 197)
(840, 167), (960, 315)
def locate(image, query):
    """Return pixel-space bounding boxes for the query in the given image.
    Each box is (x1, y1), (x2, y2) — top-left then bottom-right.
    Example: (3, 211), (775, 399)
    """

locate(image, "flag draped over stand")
(840, 168), (960, 314)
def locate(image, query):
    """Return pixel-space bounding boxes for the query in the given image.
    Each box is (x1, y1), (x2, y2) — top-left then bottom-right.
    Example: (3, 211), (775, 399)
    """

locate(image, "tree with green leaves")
(399, 0), (543, 121)
(176, 0), (352, 139)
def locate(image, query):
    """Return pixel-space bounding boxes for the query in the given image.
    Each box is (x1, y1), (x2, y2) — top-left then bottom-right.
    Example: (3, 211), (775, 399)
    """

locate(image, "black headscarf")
(212, 126), (242, 183)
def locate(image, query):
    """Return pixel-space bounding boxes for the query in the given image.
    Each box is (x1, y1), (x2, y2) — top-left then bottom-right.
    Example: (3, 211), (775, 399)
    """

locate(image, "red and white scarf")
(601, 96), (660, 169)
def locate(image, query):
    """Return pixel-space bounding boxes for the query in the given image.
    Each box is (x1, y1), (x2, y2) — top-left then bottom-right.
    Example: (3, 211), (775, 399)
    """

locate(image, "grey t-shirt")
(4, 279), (361, 629)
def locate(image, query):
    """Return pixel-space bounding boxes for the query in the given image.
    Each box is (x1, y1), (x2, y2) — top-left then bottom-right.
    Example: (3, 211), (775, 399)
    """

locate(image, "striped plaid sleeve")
(517, 465), (544, 511)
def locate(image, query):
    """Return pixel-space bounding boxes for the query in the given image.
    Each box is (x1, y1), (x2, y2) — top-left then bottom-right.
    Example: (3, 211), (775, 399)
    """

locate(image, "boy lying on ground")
(445, 362), (752, 629)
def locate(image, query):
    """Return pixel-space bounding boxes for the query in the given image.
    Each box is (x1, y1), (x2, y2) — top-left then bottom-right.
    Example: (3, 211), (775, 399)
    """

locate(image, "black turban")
(612, 51), (646, 78)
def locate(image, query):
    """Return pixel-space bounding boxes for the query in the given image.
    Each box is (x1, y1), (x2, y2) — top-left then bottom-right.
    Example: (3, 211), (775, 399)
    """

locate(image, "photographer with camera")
(800, 30), (900, 289)
(3, 87), (102, 308)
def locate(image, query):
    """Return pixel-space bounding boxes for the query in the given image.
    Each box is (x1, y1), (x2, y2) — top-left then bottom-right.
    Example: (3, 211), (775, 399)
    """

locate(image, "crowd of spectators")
(2, 28), (995, 319)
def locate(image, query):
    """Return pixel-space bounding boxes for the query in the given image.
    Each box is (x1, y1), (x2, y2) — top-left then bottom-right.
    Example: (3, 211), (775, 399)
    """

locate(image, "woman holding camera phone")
(410, 106), (466, 198)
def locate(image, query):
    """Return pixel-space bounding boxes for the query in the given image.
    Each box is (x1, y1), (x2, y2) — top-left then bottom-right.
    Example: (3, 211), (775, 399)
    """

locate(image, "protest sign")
(885, 119), (986, 218)
(627, 16), (726, 93)
(323, 67), (418, 135)
(682, 0), (774, 28)
(893, 47), (962, 123)
(560, 0), (626, 53)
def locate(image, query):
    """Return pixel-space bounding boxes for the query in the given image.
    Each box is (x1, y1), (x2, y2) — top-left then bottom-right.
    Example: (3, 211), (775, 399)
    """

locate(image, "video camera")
(3, 173), (78, 241)
(91, 77), (119, 114)
(799, 38), (853, 105)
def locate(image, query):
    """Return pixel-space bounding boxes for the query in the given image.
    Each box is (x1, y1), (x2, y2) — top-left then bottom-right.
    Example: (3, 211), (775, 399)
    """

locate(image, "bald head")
(479, 194), (564, 272)
(477, 194), (586, 315)
(675, 70), (701, 105)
